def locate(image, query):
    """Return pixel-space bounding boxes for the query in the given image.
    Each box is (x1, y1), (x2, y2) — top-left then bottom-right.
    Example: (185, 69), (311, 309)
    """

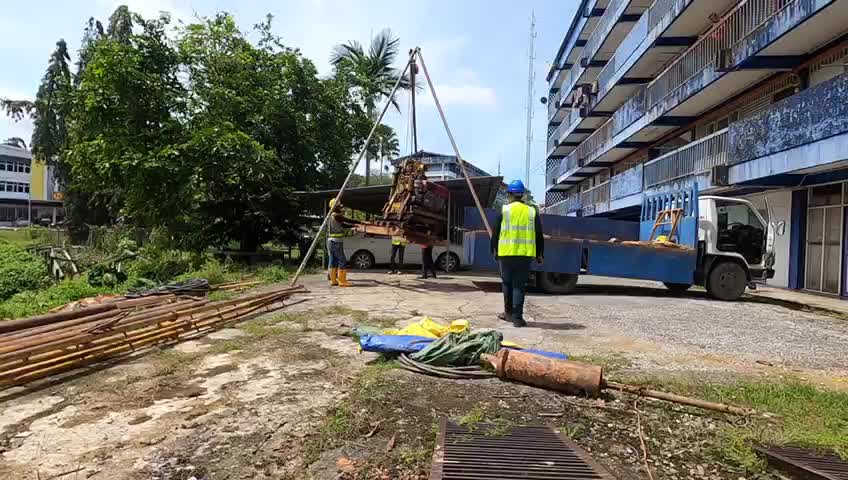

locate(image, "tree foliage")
(57, 9), (370, 250)
(331, 29), (410, 185)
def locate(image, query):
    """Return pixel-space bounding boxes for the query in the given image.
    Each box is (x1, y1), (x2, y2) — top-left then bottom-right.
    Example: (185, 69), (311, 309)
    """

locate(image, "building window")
(810, 183), (842, 207)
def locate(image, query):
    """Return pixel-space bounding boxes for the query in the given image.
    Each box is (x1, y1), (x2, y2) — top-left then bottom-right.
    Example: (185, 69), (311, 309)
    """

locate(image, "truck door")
(713, 199), (767, 267)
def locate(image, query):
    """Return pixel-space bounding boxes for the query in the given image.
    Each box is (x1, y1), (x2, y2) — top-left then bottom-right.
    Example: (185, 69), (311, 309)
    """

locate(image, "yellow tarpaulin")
(383, 318), (523, 348)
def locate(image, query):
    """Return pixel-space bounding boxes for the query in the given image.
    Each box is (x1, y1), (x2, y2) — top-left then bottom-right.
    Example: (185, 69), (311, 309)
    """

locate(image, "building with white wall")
(544, 0), (848, 295)
(0, 144), (64, 226)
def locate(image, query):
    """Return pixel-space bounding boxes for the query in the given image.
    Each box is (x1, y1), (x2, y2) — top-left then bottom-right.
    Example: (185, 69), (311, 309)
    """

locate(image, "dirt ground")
(1, 272), (846, 479)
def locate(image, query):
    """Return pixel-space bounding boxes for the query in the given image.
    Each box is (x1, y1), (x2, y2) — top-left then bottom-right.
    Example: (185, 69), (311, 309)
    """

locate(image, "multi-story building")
(391, 150), (492, 181)
(0, 144), (64, 226)
(544, 0), (848, 296)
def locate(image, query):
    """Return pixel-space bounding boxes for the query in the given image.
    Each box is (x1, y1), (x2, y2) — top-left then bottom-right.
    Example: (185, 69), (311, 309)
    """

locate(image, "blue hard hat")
(507, 180), (526, 194)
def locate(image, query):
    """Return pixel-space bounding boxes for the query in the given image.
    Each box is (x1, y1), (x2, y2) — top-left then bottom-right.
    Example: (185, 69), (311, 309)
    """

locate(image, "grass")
(151, 349), (204, 376)
(623, 375), (848, 471)
(0, 277), (118, 319)
(303, 360), (399, 464)
(0, 227), (55, 247)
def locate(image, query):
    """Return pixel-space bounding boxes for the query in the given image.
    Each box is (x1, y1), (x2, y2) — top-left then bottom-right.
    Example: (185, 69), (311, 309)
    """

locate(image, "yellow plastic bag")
(384, 318), (469, 338)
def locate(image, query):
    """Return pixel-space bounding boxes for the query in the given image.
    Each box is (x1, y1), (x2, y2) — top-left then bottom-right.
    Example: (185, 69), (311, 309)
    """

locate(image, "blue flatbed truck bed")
(463, 187), (706, 294)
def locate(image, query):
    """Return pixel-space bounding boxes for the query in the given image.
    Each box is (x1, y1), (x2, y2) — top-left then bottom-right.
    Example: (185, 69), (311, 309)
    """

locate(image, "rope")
(397, 354), (495, 380)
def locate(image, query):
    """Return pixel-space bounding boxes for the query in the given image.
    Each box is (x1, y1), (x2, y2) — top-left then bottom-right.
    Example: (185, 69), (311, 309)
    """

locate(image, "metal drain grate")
(430, 418), (616, 480)
(755, 446), (848, 480)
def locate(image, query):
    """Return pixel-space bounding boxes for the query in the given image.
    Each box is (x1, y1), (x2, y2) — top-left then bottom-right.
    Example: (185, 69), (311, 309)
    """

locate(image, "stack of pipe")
(0, 285), (305, 389)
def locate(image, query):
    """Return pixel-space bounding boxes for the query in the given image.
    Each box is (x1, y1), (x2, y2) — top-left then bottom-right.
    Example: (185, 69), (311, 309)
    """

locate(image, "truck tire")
(537, 272), (579, 294)
(706, 261), (747, 301)
(663, 282), (692, 294)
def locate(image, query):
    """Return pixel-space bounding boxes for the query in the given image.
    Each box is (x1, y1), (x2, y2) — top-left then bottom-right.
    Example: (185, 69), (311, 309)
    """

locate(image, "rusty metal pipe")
(0, 298), (202, 349)
(0, 288), (298, 365)
(482, 349), (604, 397)
(0, 292), (295, 387)
(0, 303), (118, 334)
(0, 289), (294, 376)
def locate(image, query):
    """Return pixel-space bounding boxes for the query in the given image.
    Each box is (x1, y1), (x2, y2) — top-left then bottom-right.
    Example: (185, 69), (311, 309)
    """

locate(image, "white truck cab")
(696, 196), (784, 299)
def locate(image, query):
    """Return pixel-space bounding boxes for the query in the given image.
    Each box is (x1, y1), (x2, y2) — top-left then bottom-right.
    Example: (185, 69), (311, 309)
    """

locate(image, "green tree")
(175, 13), (370, 250)
(0, 99), (35, 121)
(368, 124), (399, 183)
(331, 29), (410, 185)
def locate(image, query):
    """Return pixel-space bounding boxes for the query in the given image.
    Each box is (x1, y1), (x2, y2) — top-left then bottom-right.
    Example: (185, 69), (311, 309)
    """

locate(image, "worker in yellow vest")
(327, 198), (361, 287)
(491, 180), (544, 327)
(389, 236), (408, 274)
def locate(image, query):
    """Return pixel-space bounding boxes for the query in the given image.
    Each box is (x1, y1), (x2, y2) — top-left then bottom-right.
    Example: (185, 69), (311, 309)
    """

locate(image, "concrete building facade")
(0, 144), (64, 226)
(544, 0), (848, 295)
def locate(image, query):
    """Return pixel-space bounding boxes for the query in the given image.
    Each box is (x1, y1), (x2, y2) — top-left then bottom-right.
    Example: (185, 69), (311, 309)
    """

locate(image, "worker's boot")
(497, 310), (513, 322)
(337, 269), (351, 287)
(329, 268), (339, 286)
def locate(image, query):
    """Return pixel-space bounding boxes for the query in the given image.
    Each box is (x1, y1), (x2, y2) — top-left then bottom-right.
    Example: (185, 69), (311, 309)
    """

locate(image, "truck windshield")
(715, 200), (765, 265)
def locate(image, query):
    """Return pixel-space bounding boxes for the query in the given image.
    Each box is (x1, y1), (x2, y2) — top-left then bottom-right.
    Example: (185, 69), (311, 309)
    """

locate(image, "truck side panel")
(584, 242), (696, 284)
(463, 231), (582, 273)
(463, 208), (640, 242)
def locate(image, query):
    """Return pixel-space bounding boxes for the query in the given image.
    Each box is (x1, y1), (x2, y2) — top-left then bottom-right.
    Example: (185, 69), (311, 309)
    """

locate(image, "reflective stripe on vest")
(329, 233), (345, 238)
(498, 202), (536, 257)
(391, 237), (408, 246)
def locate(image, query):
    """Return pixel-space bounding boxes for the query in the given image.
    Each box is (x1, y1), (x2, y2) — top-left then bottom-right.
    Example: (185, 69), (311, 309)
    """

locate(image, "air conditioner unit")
(711, 165), (729, 186)
(579, 105), (590, 118)
(578, 158), (586, 168)
(591, 81), (599, 95)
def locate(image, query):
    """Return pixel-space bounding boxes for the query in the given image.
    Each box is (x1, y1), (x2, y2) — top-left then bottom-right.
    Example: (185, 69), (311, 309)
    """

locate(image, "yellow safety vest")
(391, 237), (408, 246)
(498, 202), (536, 257)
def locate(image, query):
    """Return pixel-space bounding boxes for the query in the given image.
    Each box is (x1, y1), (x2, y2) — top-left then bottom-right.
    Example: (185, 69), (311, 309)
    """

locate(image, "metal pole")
(290, 50), (416, 286)
(446, 191), (451, 272)
(417, 50), (493, 238)
(524, 12), (537, 187)
(410, 51), (419, 154)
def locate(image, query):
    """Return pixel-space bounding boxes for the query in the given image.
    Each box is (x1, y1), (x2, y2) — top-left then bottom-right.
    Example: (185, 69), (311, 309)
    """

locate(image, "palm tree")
(331, 29), (411, 185)
(368, 124), (399, 184)
(2, 137), (27, 149)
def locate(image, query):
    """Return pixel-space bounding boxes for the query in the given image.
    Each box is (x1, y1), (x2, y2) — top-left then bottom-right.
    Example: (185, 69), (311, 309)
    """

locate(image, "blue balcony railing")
(728, 72), (848, 165)
(644, 129), (728, 188)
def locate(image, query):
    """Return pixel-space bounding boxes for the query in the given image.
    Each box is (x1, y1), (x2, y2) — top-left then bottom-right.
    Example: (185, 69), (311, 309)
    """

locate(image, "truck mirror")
(776, 221), (786, 236)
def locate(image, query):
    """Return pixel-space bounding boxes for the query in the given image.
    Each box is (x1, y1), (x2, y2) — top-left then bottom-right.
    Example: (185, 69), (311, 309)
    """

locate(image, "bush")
(0, 244), (48, 300)
(125, 248), (208, 283)
(177, 258), (238, 285)
(0, 277), (112, 319)
(257, 263), (292, 283)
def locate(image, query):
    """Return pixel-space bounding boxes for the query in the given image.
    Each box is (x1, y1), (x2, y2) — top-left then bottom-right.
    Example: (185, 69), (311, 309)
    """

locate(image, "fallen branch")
(633, 398), (655, 480)
(605, 381), (758, 416)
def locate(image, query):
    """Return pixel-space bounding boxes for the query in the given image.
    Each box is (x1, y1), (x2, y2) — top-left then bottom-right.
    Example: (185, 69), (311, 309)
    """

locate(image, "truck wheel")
(706, 261), (747, 301)
(537, 272), (578, 294)
(663, 282), (692, 294)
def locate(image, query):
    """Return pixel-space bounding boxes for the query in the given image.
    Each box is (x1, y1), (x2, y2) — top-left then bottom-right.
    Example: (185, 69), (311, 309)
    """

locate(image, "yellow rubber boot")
(329, 268), (339, 286)
(337, 269), (351, 287)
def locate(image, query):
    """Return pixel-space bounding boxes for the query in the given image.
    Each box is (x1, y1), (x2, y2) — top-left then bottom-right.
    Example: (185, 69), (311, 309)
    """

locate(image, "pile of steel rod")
(0, 285), (305, 389)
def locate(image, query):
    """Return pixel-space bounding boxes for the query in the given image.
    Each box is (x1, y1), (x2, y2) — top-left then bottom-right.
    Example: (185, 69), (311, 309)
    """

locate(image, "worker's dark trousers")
(500, 256), (532, 323)
(390, 245), (405, 271)
(421, 246), (437, 278)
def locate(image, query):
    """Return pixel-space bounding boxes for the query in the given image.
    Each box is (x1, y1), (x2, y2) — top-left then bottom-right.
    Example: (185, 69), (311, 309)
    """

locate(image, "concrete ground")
(315, 271), (848, 387)
(1, 271), (846, 479)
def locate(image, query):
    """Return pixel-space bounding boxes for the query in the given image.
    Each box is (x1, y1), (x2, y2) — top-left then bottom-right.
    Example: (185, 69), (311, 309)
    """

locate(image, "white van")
(340, 233), (461, 272)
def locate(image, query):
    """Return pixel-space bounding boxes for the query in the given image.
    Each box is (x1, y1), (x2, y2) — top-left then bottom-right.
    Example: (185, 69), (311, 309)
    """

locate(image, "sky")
(0, 0), (579, 197)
